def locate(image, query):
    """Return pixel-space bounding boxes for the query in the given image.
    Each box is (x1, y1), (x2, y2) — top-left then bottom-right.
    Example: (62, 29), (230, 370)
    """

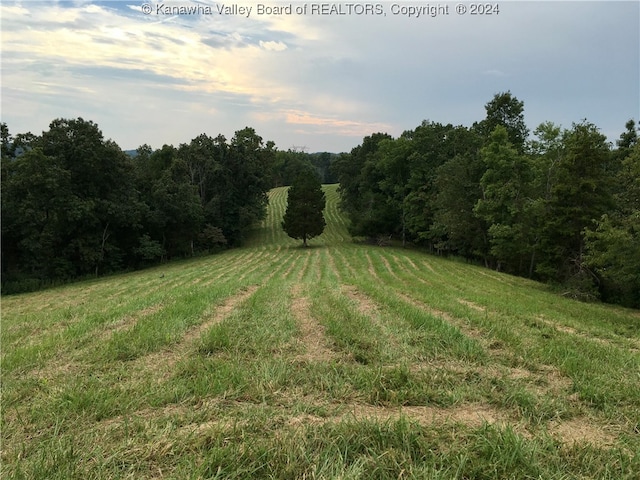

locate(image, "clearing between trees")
(2, 184), (639, 479)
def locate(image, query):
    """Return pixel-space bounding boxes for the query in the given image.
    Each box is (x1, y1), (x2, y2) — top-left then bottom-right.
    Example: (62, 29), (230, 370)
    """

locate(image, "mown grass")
(2, 184), (640, 479)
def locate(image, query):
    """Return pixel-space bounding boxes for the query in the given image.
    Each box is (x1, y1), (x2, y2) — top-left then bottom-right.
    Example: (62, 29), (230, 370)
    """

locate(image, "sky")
(1, 0), (638, 153)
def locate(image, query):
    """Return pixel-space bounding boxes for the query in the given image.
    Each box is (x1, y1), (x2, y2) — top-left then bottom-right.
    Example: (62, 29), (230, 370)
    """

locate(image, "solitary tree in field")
(282, 172), (326, 247)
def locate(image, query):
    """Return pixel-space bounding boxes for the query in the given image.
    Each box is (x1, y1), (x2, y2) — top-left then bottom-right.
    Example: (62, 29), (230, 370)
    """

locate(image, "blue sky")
(1, 1), (638, 152)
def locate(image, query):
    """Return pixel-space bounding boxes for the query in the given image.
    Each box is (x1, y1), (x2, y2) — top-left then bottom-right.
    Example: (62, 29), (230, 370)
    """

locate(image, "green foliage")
(478, 90), (529, 152)
(334, 94), (634, 308)
(433, 151), (488, 259)
(585, 143), (640, 307)
(474, 126), (536, 273)
(1, 119), (276, 292)
(134, 234), (165, 263)
(282, 172), (326, 246)
(271, 149), (338, 187)
(332, 133), (394, 237)
(535, 121), (614, 283)
(2, 119), (143, 279)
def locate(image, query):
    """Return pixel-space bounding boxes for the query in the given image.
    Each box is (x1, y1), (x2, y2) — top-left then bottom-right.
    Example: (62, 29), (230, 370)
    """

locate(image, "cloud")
(284, 110), (393, 137)
(259, 40), (287, 52)
(1, 1), (637, 152)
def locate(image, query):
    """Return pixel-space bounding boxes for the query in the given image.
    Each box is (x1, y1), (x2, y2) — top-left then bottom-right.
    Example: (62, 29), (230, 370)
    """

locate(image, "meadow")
(2, 184), (639, 479)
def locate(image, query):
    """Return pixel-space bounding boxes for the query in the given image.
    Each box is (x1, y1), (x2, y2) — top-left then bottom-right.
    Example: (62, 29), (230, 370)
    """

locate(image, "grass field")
(2, 184), (640, 479)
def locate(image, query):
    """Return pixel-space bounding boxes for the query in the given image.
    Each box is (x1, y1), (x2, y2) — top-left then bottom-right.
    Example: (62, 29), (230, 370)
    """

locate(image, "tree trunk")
(96, 222), (110, 277)
(528, 248), (536, 278)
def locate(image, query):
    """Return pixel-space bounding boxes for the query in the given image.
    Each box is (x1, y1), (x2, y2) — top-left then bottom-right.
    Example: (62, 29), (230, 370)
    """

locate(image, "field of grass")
(2, 184), (640, 479)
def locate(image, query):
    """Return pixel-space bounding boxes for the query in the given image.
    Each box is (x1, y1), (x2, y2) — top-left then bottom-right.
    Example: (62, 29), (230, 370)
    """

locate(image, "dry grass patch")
(290, 285), (336, 362)
(133, 285), (259, 378)
(536, 315), (617, 348)
(342, 285), (377, 317)
(531, 364), (573, 395)
(168, 397), (516, 436)
(458, 298), (486, 312)
(344, 403), (508, 429)
(548, 417), (618, 447)
(98, 303), (165, 341)
(31, 359), (84, 384)
(365, 252), (380, 281)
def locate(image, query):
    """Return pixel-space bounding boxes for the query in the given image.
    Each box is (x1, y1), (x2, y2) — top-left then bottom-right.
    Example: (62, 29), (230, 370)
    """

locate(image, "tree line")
(332, 93), (639, 308)
(3, 95), (638, 308)
(1, 118), (330, 293)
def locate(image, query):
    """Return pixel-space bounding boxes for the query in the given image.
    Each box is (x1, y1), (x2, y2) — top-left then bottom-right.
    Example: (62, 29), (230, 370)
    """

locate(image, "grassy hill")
(2, 184), (639, 479)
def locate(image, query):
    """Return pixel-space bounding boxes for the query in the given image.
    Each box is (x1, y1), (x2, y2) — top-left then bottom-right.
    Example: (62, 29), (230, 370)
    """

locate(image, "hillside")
(2, 184), (640, 479)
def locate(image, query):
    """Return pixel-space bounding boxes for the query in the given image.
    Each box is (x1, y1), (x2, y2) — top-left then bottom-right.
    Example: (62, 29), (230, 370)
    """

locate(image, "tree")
(39, 118), (144, 276)
(585, 212), (640, 308)
(584, 142), (640, 307)
(282, 172), (326, 247)
(474, 125), (534, 273)
(271, 149), (316, 187)
(331, 132), (393, 237)
(536, 121), (614, 283)
(431, 126), (487, 260)
(1, 147), (75, 279)
(478, 91), (529, 153)
(220, 127), (275, 244)
(616, 119), (638, 153)
(1, 122), (13, 158)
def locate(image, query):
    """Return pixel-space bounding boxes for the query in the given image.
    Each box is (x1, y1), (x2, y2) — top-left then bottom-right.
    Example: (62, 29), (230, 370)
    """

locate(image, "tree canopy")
(333, 93), (639, 307)
(282, 171), (326, 247)
(1, 119), (277, 292)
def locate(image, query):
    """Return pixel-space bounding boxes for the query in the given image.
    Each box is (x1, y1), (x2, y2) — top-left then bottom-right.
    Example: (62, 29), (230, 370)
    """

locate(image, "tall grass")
(2, 184), (639, 479)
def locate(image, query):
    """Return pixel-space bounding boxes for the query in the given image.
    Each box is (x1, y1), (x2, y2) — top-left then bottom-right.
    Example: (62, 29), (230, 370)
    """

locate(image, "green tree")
(151, 157), (204, 258)
(310, 152), (339, 184)
(1, 122), (13, 158)
(537, 121), (614, 284)
(221, 127), (275, 244)
(402, 122), (478, 249)
(585, 141), (640, 307)
(477, 91), (529, 153)
(331, 133), (393, 237)
(474, 126), (534, 273)
(376, 136), (412, 246)
(431, 126), (487, 260)
(432, 150), (489, 261)
(526, 121), (564, 277)
(282, 172), (326, 247)
(271, 149), (317, 187)
(38, 118), (144, 276)
(585, 213), (640, 307)
(1, 147), (75, 279)
(615, 119), (638, 154)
